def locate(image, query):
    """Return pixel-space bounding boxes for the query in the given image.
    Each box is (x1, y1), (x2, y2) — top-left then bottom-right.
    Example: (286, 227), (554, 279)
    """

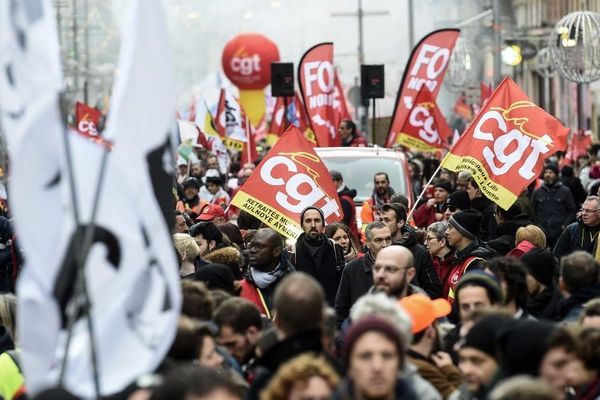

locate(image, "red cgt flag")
(441, 77), (569, 210)
(397, 86), (452, 151)
(75, 101), (102, 137)
(386, 29), (460, 147)
(231, 125), (342, 238)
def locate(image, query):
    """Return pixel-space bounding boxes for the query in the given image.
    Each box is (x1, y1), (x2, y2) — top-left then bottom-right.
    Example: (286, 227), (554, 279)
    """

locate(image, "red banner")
(75, 101), (102, 137)
(453, 94), (473, 120)
(386, 29), (460, 147)
(331, 70), (352, 146)
(298, 43), (336, 147)
(230, 125), (342, 238)
(397, 86), (451, 151)
(441, 77), (569, 210)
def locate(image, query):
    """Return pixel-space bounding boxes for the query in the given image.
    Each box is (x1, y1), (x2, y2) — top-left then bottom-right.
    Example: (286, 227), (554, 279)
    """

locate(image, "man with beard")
(532, 163), (576, 248)
(554, 195), (600, 259)
(176, 177), (208, 220)
(381, 203), (441, 298)
(413, 180), (452, 228)
(240, 228), (294, 319)
(291, 206), (345, 306)
(360, 172), (395, 234)
(371, 245), (423, 299)
(334, 221), (392, 327)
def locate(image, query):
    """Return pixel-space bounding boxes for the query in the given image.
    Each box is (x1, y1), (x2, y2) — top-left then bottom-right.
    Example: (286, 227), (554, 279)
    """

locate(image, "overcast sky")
(92, 0), (490, 115)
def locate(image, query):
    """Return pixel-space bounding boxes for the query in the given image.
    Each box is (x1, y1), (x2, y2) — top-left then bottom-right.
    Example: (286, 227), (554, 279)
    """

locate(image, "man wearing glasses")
(334, 221), (392, 327)
(554, 196), (600, 259)
(240, 228), (294, 318)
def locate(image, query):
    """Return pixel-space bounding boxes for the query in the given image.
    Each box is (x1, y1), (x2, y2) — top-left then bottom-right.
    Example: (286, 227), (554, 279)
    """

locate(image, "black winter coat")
(553, 221), (600, 259)
(334, 252), (375, 327)
(486, 214), (532, 255)
(293, 233), (345, 306)
(394, 228), (442, 299)
(532, 182), (577, 240)
(471, 196), (498, 242)
(526, 284), (563, 321)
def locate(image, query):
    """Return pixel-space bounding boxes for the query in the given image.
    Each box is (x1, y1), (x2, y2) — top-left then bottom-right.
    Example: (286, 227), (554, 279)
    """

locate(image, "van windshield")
(319, 156), (408, 204)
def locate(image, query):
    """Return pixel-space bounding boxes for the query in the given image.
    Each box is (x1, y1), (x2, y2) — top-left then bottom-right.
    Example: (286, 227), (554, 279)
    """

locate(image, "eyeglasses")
(425, 236), (438, 242)
(371, 236), (393, 244)
(247, 242), (279, 251)
(580, 208), (600, 214)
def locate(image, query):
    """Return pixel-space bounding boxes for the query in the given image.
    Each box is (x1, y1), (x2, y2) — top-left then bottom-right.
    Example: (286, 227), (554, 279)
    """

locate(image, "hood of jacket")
(339, 185), (357, 199)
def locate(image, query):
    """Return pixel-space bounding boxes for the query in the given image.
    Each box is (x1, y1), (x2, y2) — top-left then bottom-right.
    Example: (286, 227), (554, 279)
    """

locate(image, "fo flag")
(386, 29), (460, 147)
(75, 101), (102, 137)
(397, 86), (451, 151)
(441, 77), (569, 210)
(298, 42), (336, 147)
(231, 126), (342, 239)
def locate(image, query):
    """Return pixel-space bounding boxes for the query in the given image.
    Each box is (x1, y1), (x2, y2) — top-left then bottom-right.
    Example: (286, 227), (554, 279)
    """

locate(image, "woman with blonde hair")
(507, 225), (547, 257)
(261, 354), (340, 400)
(173, 233), (200, 277)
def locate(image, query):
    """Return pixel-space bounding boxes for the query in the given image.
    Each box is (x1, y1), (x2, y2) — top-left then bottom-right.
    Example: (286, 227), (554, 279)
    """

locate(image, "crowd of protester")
(2, 133), (600, 399)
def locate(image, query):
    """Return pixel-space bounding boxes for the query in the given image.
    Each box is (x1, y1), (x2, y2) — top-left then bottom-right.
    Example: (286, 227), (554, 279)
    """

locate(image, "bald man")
(240, 228), (295, 318)
(372, 245), (424, 300)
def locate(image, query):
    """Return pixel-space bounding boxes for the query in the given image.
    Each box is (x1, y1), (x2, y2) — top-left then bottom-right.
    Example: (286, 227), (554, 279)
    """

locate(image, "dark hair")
(560, 251), (600, 293)
(175, 210), (193, 227)
(189, 221), (223, 244)
(274, 272), (325, 336)
(374, 172), (389, 183)
(151, 364), (240, 400)
(181, 280), (214, 321)
(487, 257), (529, 310)
(325, 222), (360, 252)
(342, 119), (356, 135)
(213, 298), (262, 334)
(467, 176), (479, 190)
(382, 203), (407, 223)
(574, 327), (600, 372)
(218, 223), (244, 248)
(390, 193), (409, 209)
(237, 210), (262, 230)
(167, 316), (216, 362)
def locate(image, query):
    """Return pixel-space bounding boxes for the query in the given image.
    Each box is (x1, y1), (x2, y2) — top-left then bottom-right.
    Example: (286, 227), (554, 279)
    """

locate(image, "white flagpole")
(246, 116), (252, 163)
(406, 162), (444, 222)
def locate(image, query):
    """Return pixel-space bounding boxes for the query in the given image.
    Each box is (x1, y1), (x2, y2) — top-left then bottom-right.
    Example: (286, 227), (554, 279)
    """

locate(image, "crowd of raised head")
(3, 145), (600, 400)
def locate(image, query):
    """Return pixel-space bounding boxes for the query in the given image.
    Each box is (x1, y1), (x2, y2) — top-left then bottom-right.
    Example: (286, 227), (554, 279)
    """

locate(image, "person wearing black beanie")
(458, 315), (510, 399)
(443, 190), (471, 220)
(444, 210), (497, 311)
(521, 249), (563, 320)
(188, 263), (236, 295)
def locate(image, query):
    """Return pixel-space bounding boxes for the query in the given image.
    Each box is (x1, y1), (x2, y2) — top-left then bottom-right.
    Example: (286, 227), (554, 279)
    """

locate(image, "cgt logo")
(473, 101), (552, 180)
(408, 101), (440, 144)
(78, 119), (98, 136)
(230, 48), (261, 75)
(260, 152), (341, 219)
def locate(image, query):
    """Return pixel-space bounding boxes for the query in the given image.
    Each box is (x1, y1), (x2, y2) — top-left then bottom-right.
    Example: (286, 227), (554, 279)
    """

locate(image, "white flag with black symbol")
(7, 0), (182, 397)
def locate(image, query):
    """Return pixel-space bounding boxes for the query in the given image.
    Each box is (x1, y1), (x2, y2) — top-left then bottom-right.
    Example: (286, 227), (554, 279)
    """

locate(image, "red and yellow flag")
(231, 125), (342, 238)
(386, 29), (460, 147)
(441, 77), (569, 210)
(397, 86), (451, 151)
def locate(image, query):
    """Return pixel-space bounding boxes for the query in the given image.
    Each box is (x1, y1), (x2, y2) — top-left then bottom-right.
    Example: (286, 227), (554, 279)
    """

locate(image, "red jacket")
(413, 203), (439, 228)
(431, 251), (455, 299)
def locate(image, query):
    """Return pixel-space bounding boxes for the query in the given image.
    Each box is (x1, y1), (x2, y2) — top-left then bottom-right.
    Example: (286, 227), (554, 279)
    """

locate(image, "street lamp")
(550, 10), (600, 131)
(444, 37), (481, 93)
(549, 10), (600, 83)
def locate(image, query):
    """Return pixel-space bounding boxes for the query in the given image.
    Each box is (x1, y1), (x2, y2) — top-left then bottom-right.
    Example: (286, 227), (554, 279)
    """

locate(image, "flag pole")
(246, 116), (252, 163)
(406, 162), (444, 222)
(58, 94), (102, 397)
